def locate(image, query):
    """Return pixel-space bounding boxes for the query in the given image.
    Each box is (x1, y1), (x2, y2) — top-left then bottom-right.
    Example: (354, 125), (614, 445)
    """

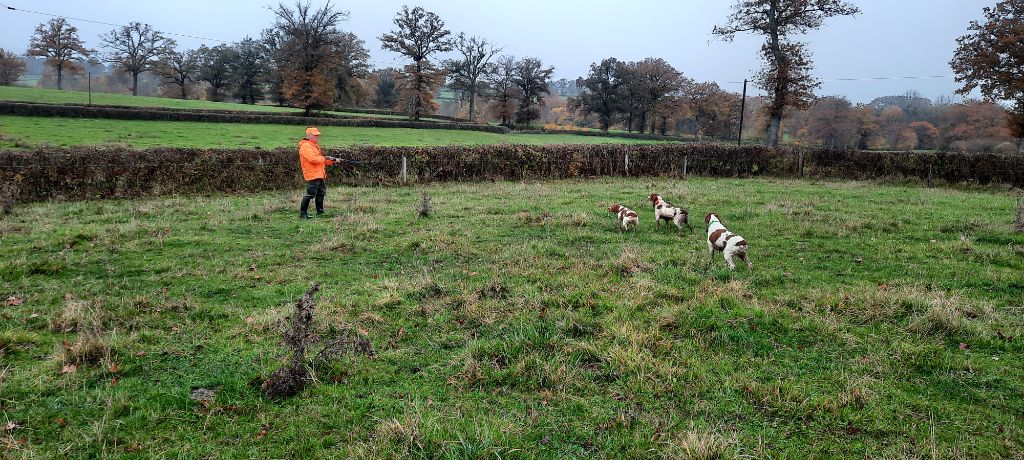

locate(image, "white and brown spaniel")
(608, 204), (639, 233)
(648, 194), (693, 233)
(705, 212), (752, 270)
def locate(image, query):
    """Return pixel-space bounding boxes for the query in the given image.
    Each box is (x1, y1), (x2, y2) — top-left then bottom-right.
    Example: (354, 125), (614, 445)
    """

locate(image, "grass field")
(2, 177), (1022, 457)
(0, 86), (449, 121)
(0, 116), (667, 149)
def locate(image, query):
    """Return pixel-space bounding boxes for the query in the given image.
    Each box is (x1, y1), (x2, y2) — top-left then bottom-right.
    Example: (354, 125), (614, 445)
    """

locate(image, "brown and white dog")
(608, 204), (639, 233)
(705, 212), (752, 270)
(649, 194), (693, 233)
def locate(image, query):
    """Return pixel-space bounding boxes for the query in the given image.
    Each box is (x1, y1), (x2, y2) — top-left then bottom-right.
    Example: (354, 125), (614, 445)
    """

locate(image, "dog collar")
(707, 218), (720, 229)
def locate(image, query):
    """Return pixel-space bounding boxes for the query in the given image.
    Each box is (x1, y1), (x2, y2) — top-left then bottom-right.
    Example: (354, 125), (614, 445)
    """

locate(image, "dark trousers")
(300, 179), (326, 216)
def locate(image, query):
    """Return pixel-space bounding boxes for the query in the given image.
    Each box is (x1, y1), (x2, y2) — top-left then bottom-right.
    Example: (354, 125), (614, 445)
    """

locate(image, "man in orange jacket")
(298, 127), (341, 219)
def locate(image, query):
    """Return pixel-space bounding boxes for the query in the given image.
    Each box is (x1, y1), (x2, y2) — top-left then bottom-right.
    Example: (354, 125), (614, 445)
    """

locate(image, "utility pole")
(738, 79), (747, 146)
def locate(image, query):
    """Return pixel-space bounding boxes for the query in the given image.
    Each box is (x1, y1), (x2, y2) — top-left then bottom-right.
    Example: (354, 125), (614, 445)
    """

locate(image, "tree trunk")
(767, 113), (782, 147)
(132, 71), (139, 96)
(468, 78), (477, 122)
(181, 83), (187, 100)
(56, 65), (63, 91)
(413, 60), (423, 121)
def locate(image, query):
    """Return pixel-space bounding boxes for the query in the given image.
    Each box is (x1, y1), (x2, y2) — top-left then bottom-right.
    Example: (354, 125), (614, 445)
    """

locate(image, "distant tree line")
(0, 0), (1020, 150)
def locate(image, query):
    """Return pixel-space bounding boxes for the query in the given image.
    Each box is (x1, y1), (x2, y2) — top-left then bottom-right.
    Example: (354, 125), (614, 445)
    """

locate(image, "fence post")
(624, 152), (630, 176)
(402, 155), (408, 184)
(927, 163), (933, 188)
(683, 156), (688, 180)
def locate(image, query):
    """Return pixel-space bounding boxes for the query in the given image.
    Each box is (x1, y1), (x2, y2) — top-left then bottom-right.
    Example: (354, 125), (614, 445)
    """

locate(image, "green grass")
(0, 116), (668, 149)
(2, 177), (1022, 457)
(0, 86), (449, 122)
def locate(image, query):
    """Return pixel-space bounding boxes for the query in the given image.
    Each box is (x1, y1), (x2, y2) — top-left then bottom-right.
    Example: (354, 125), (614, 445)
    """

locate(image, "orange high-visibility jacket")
(298, 139), (335, 181)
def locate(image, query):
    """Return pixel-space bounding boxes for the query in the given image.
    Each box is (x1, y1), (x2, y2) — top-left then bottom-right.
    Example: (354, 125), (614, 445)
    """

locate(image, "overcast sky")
(0, 0), (992, 103)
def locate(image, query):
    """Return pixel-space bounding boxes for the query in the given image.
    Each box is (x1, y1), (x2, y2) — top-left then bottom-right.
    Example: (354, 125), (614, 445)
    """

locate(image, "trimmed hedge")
(332, 106), (472, 123)
(1, 144), (1021, 204)
(0, 102), (510, 134)
(514, 128), (693, 142)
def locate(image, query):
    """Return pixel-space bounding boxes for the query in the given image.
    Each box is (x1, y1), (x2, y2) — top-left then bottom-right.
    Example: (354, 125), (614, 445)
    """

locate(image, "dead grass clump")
(615, 244), (649, 275)
(50, 294), (93, 333)
(517, 210), (554, 227)
(568, 212), (591, 227)
(663, 427), (735, 460)
(908, 301), (990, 339)
(375, 412), (425, 454)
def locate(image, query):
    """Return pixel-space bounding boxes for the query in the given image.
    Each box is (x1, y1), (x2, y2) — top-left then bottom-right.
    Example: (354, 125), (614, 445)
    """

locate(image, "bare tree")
(714, 0), (860, 146)
(155, 49), (199, 99)
(26, 18), (93, 90)
(100, 22), (176, 96)
(379, 6), (453, 120)
(443, 33), (501, 122)
(512, 57), (554, 127)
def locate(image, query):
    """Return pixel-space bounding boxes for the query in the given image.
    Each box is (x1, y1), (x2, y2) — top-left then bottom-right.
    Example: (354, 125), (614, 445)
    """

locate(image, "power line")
(726, 75), (955, 84)
(1, 1), (234, 44)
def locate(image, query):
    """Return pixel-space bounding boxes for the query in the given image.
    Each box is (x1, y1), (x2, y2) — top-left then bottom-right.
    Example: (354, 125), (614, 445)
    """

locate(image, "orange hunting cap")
(305, 127), (322, 136)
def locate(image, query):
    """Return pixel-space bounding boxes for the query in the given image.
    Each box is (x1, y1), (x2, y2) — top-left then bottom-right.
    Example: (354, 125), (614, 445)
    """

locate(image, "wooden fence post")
(402, 155), (408, 184)
(683, 156), (688, 180)
(927, 163), (933, 188)
(624, 152), (630, 176)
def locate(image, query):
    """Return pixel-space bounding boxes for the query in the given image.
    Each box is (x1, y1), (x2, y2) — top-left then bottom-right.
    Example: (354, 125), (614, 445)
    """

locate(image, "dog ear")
(608, 204), (619, 212)
(704, 212), (713, 225)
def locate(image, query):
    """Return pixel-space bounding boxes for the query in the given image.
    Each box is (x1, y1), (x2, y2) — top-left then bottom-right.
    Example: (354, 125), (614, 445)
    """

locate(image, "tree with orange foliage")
(952, 0), (1024, 153)
(938, 100), (1016, 152)
(805, 96), (858, 150)
(27, 18), (94, 91)
(907, 121), (940, 150)
(271, 1), (348, 115)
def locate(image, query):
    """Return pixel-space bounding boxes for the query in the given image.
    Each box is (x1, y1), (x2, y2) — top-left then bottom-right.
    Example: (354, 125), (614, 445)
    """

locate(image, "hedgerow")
(1, 144), (1021, 204)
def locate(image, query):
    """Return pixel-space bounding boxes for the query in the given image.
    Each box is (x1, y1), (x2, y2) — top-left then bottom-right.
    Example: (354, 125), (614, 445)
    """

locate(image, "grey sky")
(0, 0), (991, 103)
